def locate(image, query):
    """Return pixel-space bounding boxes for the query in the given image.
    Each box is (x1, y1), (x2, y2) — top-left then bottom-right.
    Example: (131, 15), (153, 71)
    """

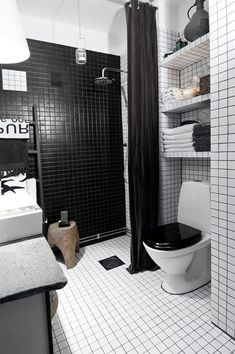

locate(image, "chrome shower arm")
(102, 67), (128, 77)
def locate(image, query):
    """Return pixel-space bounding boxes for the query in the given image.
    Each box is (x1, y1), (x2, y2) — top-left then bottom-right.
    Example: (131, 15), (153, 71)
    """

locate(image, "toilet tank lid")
(178, 180), (211, 233)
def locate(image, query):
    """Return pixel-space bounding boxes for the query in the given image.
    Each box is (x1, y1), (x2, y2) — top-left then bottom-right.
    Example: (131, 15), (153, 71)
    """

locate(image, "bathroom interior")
(0, 0), (235, 353)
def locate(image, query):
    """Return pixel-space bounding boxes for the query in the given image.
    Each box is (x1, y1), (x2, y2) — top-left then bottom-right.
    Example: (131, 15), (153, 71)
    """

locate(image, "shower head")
(94, 76), (115, 86)
(94, 67), (127, 86)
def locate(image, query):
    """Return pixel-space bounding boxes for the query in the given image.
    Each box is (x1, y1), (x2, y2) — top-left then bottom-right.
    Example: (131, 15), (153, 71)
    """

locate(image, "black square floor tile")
(99, 255), (125, 270)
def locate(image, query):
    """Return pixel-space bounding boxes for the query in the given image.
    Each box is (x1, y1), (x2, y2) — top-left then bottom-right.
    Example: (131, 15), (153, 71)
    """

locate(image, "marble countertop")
(0, 236), (67, 304)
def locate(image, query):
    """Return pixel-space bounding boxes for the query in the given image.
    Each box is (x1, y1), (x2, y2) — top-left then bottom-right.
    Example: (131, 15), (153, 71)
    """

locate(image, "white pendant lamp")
(75, 37), (86, 65)
(0, 0), (30, 64)
(75, 0), (86, 65)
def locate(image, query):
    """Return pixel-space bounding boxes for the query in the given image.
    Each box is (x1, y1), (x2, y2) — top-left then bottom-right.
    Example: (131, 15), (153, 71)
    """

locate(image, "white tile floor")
(52, 236), (235, 354)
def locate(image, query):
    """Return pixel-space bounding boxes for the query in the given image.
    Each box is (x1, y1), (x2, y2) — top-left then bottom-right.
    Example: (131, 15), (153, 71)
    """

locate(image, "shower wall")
(0, 39), (126, 242)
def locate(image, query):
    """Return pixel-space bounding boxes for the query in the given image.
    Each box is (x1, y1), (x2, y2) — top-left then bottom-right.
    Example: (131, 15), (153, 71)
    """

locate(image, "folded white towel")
(164, 147), (195, 152)
(161, 87), (184, 104)
(163, 124), (197, 136)
(164, 142), (194, 149)
(163, 138), (193, 145)
(162, 131), (193, 140)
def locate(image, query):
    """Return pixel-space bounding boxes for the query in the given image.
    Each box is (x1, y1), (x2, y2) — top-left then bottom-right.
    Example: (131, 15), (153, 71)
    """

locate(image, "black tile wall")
(0, 39), (126, 240)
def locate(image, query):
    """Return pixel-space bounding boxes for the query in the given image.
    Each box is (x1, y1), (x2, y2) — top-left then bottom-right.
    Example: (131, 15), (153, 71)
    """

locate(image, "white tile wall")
(154, 29), (181, 225)
(2, 69), (27, 92)
(180, 54), (211, 185)
(158, 29), (210, 224)
(209, 0), (235, 339)
(182, 158), (210, 182)
(180, 57), (210, 89)
(121, 27), (211, 231)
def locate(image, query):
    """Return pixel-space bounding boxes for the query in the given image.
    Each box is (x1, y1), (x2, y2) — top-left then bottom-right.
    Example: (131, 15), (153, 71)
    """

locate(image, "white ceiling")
(17, 0), (126, 34)
(16, 0), (187, 50)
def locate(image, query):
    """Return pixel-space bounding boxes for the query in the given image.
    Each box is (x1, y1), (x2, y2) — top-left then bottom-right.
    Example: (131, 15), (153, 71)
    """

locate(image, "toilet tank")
(178, 181), (211, 233)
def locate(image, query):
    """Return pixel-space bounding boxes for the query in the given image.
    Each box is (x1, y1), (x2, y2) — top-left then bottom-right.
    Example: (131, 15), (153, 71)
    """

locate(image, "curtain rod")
(128, 0), (158, 9)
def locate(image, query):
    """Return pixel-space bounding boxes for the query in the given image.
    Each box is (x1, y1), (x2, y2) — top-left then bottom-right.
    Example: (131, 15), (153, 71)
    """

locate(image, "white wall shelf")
(163, 151), (210, 158)
(160, 33), (209, 70)
(161, 93), (210, 114)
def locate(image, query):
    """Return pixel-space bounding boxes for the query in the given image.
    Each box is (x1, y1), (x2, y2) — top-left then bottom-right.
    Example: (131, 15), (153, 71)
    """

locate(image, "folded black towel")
(0, 139), (28, 177)
(193, 124), (210, 137)
(194, 135), (210, 151)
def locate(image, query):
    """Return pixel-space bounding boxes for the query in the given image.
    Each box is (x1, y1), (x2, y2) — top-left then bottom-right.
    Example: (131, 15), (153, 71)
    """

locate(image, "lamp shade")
(0, 0), (30, 63)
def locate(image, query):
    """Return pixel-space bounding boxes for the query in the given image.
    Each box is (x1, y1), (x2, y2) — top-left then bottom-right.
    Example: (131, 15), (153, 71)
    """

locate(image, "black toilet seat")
(143, 222), (202, 250)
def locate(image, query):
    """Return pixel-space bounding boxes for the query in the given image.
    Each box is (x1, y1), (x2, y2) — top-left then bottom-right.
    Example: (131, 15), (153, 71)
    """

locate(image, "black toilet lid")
(144, 222), (202, 250)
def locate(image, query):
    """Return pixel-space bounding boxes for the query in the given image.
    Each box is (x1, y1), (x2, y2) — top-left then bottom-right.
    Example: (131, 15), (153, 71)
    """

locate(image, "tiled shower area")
(0, 40), (126, 242)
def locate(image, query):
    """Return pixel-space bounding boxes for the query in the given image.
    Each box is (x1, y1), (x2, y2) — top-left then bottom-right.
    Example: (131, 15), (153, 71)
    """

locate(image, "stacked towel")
(193, 124), (210, 136)
(161, 87), (184, 105)
(193, 124), (210, 151)
(162, 123), (196, 152)
(162, 123), (211, 152)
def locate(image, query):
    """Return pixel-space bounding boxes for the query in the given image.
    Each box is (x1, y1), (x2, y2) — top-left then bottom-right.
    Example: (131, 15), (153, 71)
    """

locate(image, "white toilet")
(143, 181), (211, 294)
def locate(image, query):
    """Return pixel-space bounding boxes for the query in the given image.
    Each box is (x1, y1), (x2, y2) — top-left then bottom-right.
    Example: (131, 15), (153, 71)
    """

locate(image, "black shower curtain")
(125, 0), (160, 273)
